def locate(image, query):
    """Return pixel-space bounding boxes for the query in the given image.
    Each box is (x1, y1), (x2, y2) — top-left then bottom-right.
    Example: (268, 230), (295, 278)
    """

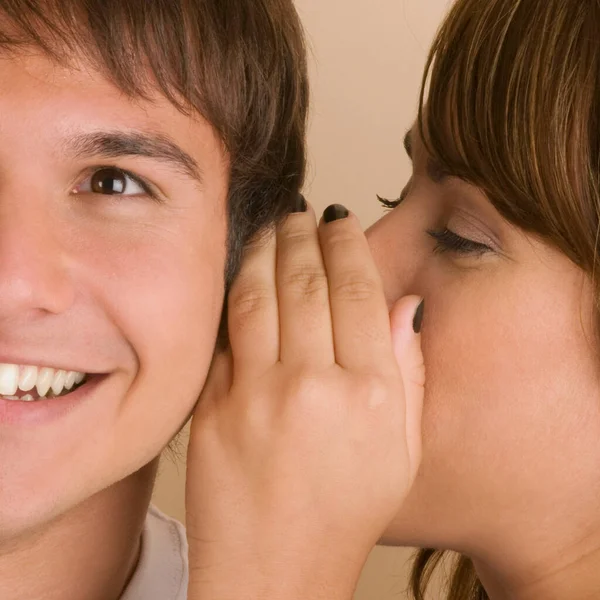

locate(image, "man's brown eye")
(91, 168), (128, 195)
(72, 166), (157, 201)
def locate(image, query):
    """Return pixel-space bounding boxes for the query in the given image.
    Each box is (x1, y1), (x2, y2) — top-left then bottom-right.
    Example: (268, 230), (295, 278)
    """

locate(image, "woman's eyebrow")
(62, 130), (204, 184)
(403, 129), (450, 184)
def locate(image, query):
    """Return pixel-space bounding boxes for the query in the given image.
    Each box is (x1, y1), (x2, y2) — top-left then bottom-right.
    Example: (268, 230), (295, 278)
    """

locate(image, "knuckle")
(352, 373), (399, 419)
(229, 281), (271, 322)
(280, 226), (313, 249)
(284, 372), (314, 401)
(283, 266), (328, 298)
(283, 372), (334, 416)
(353, 374), (392, 410)
(409, 359), (426, 389)
(332, 273), (379, 302)
(323, 229), (356, 252)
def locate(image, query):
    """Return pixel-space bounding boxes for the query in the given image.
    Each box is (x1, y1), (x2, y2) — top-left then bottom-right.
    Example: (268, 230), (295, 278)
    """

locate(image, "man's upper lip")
(0, 354), (106, 374)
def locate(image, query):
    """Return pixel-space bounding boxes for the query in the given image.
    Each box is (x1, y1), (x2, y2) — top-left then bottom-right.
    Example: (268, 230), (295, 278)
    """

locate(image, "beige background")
(153, 1), (452, 597)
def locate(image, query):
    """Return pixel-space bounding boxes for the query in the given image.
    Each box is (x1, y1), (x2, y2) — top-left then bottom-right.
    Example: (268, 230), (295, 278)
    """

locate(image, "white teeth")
(0, 363), (88, 399)
(36, 368), (54, 398)
(4, 393), (36, 402)
(51, 370), (67, 396)
(64, 371), (77, 390)
(19, 366), (38, 392)
(0, 364), (19, 396)
(32, 367), (87, 397)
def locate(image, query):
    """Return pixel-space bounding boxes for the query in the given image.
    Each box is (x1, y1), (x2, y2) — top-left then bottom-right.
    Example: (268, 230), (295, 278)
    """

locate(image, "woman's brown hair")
(411, 0), (600, 598)
(0, 0), (309, 287)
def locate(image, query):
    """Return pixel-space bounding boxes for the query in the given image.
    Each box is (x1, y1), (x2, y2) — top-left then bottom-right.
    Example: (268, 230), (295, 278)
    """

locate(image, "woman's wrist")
(188, 539), (369, 600)
(188, 563), (364, 600)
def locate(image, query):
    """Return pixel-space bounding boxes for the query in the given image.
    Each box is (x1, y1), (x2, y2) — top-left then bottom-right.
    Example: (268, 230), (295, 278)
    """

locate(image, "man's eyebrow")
(403, 129), (450, 184)
(63, 131), (203, 184)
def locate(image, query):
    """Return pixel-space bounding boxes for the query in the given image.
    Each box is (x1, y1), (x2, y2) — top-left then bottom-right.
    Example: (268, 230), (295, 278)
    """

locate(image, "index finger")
(318, 204), (394, 372)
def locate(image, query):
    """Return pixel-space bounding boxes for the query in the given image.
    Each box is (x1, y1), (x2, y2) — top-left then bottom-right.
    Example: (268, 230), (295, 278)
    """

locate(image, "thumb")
(390, 296), (425, 481)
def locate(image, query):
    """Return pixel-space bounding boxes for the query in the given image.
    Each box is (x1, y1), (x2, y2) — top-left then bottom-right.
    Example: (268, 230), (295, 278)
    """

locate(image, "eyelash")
(377, 195), (492, 257)
(114, 167), (156, 197)
(426, 228), (492, 256)
(377, 190), (408, 210)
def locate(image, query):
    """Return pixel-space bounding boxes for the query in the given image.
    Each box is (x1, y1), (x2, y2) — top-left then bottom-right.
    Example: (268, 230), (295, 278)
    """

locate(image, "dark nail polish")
(293, 194), (308, 213)
(413, 300), (425, 334)
(323, 204), (349, 223)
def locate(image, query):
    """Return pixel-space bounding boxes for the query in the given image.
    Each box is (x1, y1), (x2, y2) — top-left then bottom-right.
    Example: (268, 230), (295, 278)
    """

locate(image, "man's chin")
(0, 489), (67, 544)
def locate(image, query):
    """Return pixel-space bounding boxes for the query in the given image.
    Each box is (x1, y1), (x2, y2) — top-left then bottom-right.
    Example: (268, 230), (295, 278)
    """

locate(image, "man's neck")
(0, 459), (158, 600)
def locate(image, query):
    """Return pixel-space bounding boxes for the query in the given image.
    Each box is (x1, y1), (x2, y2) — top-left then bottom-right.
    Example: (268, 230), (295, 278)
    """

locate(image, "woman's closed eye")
(427, 228), (492, 256)
(72, 166), (159, 201)
(376, 193), (493, 257)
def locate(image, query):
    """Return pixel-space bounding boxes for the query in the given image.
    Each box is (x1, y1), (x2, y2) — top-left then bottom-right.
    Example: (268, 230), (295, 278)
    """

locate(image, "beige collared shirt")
(120, 505), (188, 600)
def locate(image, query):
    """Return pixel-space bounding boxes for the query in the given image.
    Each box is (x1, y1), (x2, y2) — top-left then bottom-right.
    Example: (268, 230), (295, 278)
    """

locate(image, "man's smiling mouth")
(0, 364), (88, 401)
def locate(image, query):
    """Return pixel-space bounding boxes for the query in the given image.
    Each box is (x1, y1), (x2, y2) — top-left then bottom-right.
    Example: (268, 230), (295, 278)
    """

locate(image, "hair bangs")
(0, 0), (307, 157)
(0, 1), (183, 103)
(416, 0), (600, 270)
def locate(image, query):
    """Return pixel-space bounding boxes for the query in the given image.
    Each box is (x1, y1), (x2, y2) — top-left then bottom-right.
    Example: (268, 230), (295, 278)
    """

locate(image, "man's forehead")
(0, 52), (199, 124)
(0, 52), (226, 178)
(0, 51), (149, 104)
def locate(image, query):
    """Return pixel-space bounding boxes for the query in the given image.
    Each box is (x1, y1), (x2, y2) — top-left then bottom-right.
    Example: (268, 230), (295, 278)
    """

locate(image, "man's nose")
(0, 195), (75, 319)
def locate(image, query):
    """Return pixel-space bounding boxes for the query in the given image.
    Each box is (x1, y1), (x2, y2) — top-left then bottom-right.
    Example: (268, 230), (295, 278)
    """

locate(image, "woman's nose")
(366, 208), (424, 308)
(0, 195), (75, 319)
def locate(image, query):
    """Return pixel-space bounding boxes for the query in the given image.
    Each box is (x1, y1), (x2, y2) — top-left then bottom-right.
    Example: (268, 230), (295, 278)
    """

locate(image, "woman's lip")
(0, 374), (108, 427)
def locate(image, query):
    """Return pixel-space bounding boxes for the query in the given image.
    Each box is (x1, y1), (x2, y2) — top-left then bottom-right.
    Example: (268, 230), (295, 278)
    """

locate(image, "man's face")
(0, 52), (228, 536)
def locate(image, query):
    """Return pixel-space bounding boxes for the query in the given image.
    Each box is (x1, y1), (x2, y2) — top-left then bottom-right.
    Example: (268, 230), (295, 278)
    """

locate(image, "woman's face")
(367, 125), (600, 556)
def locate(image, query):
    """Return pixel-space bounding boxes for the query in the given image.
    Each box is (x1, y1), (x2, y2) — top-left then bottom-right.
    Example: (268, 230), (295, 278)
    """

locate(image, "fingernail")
(293, 194), (308, 213)
(413, 300), (425, 334)
(323, 204), (349, 223)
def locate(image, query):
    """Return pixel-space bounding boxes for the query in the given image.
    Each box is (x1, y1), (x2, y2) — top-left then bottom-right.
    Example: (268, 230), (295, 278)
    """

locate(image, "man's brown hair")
(0, 0), (309, 285)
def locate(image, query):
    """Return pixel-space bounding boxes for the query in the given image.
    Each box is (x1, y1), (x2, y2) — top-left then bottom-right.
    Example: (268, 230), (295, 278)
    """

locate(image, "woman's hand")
(186, 201), (425, 600)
